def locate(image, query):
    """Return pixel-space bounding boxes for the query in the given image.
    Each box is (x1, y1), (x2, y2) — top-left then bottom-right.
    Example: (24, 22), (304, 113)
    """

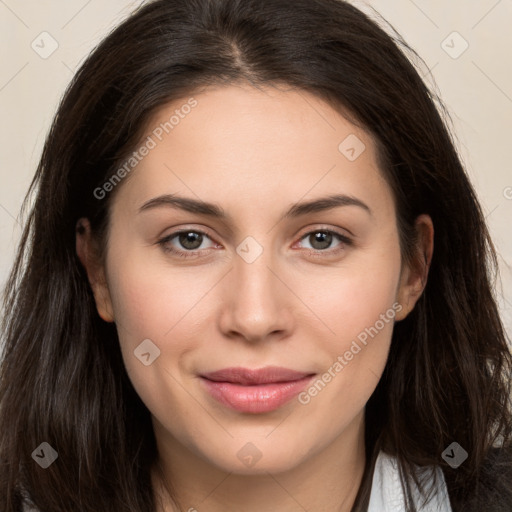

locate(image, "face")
(77, 83), (431, 475)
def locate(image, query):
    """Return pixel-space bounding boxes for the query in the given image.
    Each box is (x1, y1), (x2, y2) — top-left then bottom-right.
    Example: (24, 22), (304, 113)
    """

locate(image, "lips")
(199, 366), (315, 413)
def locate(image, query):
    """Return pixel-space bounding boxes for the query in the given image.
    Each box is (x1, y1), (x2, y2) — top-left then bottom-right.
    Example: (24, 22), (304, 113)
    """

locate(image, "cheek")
(106, 240), (216, 343)
(106, 257), (202, 429)
(297, 293), (397, 441)
(294, 237), (402, 412)
(296, 235), (402, 349)
(103, 245), (204, 391)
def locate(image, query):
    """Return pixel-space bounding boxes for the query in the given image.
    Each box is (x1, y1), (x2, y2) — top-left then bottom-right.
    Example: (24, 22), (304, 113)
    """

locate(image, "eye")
(295, 229), (352, 256)
(157, 229), (218, 258)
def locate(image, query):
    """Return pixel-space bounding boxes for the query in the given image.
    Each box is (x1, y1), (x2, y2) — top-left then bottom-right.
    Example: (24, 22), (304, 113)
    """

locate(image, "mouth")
(199, 366), (316, 413)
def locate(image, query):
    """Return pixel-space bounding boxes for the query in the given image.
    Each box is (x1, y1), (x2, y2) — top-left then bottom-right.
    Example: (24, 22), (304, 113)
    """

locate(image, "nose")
(217, 245), (295, 344)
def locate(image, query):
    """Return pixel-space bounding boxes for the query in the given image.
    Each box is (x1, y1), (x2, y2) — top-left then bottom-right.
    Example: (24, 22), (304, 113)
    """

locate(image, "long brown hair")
(1, 0), (511, 510)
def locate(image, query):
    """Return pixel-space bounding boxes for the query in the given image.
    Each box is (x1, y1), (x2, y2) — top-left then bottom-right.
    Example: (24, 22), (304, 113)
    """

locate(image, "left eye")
(297, 230), (350, 251)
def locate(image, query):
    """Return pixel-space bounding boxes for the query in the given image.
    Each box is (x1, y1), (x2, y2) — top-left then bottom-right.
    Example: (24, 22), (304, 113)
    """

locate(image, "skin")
(76, 83), (433, 512)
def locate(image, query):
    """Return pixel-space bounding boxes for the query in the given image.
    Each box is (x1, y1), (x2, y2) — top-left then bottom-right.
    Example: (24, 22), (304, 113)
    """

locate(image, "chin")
(198, 439), (310, 475)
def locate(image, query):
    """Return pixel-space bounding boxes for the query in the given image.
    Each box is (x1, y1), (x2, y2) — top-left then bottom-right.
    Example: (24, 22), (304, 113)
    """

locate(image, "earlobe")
(76, 218), (115, 323)
(394, 214), (434, 321)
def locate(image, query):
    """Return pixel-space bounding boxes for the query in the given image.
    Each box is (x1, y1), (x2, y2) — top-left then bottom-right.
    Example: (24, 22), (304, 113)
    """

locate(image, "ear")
(394, 214), (434, 321)
(75, 218), (115, 323)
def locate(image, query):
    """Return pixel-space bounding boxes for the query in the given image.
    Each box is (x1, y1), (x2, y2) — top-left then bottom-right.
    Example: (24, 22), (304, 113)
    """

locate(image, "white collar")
(368, 451), (452, 511)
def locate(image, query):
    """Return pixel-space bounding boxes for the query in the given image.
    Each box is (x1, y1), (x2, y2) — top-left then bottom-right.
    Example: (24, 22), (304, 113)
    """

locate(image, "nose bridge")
(218, 236), (293, 341)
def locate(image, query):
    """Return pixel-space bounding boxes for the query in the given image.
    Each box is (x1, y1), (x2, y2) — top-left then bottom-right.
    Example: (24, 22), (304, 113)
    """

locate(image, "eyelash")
(157, 227), (353, 260)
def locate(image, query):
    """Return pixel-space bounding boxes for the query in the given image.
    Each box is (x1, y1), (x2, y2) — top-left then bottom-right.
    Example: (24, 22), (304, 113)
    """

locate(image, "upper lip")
(201, 366), (314, 385)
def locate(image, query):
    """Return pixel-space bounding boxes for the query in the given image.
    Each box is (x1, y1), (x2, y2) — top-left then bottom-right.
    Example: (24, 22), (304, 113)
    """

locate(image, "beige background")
(0, 0), (511, 337)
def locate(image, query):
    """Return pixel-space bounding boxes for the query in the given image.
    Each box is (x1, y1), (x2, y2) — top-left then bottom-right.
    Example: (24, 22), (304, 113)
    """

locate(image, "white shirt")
(368, 451), (453, 511)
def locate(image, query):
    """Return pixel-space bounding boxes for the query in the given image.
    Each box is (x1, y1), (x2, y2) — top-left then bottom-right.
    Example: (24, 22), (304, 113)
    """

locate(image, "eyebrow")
(138, 193), (372, 219)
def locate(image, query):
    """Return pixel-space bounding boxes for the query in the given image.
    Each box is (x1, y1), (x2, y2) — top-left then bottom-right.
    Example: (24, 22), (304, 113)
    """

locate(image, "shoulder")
(368, 451), (452, 512)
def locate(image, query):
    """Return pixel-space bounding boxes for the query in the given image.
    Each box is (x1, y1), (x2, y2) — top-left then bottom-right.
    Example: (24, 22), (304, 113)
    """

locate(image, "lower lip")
(200, 375), (315, 413)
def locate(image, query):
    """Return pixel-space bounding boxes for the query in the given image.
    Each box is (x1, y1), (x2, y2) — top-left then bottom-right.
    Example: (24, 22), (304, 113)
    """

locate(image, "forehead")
(111, 83), (393, 219)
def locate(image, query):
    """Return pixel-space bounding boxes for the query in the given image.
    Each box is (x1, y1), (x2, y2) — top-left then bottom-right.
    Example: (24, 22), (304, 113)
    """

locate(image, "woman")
(1, 0), (511, 510)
